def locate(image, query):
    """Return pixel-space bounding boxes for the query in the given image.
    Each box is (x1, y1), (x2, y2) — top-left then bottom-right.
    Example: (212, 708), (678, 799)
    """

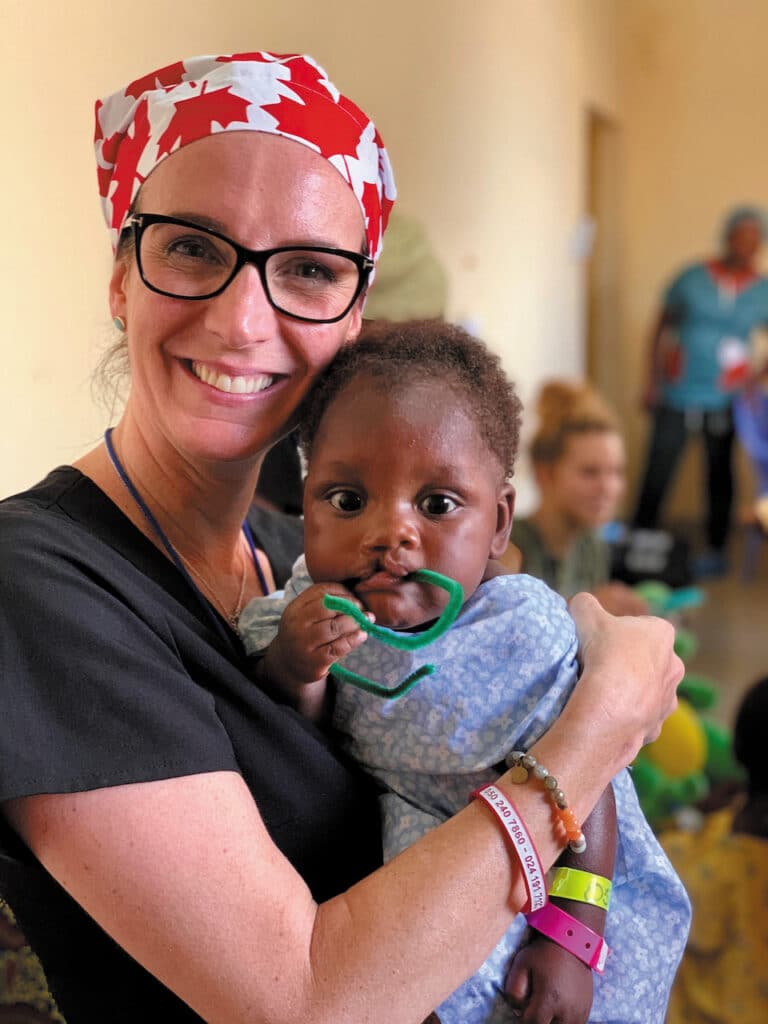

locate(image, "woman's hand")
(590, 581), (650, 617)
(567, 593), (682, 755)
(640, 379), (660, 412)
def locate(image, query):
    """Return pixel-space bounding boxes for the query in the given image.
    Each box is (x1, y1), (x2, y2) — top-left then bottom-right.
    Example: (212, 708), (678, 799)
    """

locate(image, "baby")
(240, 320), (690, 1024)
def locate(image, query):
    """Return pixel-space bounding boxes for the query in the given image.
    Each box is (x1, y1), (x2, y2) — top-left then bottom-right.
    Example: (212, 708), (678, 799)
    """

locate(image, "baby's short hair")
(297, 319), (522, 479)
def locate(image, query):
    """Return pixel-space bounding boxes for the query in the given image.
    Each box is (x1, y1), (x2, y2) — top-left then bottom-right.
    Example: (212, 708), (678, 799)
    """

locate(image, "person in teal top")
(633, 207), (768, 576)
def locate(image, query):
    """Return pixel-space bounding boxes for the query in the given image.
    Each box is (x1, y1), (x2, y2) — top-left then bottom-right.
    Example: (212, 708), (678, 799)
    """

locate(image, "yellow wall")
(620, 0), (768, 519)
(0, 0), (620, 504)
(4, 1), (768, 521)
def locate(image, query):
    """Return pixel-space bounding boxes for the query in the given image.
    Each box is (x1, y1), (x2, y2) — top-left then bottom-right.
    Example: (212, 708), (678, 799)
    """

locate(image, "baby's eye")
(419, 494), (458, 516)
(327, 490), (364, 513)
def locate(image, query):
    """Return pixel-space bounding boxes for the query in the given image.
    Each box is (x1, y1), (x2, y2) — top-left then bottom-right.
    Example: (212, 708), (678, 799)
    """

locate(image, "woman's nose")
(203, 264), (278, 347)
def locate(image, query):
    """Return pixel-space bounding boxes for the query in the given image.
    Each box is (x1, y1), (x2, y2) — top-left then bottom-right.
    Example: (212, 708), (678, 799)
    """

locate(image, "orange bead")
(559, 808), (578, 830)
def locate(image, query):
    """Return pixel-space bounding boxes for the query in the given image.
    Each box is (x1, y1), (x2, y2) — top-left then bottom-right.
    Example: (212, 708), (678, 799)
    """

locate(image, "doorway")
(585, 109), (623, 409)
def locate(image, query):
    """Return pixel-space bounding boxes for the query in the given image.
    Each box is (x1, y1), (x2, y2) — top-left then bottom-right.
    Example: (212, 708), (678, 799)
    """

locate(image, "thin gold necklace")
(103, 429), (267, 643)
(180, 540), (249, 629)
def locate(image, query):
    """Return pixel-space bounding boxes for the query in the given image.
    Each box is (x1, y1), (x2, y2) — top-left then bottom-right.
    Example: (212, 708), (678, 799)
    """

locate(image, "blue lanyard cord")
(242, 517), (270, 597)
(104, 428), (266, 640)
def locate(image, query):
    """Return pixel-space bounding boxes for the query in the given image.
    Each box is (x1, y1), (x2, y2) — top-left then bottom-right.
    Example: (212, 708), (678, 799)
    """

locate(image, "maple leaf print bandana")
(94, 52), (396, 263)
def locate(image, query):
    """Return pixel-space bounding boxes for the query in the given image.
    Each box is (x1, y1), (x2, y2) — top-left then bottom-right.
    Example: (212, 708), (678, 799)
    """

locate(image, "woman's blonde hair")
(530, 380), (620, 465)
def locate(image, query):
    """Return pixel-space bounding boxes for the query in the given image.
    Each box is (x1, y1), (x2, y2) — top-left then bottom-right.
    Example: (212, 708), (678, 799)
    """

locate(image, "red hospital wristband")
(470, 783), (547, 913)
(526, 903), (610, 973)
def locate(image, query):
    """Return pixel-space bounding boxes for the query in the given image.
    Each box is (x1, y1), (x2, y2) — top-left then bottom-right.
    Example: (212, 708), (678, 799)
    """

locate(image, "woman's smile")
(190, 359), (277, 396)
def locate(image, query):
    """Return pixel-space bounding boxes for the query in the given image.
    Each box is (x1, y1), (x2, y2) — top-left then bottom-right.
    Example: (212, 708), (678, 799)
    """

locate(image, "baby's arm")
(505, 784), (617, 1024)
(255, 582), (371, 720)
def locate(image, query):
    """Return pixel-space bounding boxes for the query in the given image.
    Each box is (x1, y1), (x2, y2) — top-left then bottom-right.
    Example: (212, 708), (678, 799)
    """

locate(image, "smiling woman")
(0, 51), (683, 1024)
(108, 129), (374, 468)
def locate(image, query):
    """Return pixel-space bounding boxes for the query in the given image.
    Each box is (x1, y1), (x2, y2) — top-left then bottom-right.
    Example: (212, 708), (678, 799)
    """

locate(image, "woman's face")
(725, 218), (763, 267)
(538, 430), (626, 532)
(110, 132), (366, 465)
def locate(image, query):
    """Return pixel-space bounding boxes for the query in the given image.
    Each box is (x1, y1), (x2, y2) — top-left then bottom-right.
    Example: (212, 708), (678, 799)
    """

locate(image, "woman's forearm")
(5, 599), (681, 1024)
(309, 738), (623, 1022)
(5, 723), (639, 1024)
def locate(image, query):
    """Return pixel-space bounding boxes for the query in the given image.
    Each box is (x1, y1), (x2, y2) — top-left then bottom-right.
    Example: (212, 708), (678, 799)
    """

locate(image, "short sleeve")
(0, 506), (240, 801)
(663, 265), (693, 318)
(238, 554), (312, 654)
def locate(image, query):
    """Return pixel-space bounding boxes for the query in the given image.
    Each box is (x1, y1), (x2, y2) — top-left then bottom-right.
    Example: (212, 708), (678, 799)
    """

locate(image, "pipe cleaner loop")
(329, 661), (436, 699)
(324, 570), (464, 698)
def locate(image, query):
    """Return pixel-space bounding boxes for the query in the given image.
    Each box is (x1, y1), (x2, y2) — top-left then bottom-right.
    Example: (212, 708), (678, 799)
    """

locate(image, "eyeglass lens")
(139, 220), (364, 320)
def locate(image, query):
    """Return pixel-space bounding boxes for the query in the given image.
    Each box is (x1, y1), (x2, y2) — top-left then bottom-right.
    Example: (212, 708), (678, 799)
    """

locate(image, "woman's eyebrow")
(167, 211), (231, 233)
(164, 213), (367, 254)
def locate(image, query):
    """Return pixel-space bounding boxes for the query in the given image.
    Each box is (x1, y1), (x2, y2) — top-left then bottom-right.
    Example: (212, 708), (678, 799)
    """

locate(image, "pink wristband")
(526, 903), (610, 973)
(470, 783), (547, 913)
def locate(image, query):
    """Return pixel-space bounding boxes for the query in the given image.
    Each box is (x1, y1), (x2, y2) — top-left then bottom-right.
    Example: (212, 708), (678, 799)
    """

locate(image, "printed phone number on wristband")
(472, 784), (547, 913)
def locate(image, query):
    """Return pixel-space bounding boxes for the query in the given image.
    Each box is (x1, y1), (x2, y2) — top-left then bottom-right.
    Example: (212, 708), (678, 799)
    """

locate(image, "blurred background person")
(632, 206), (768, 579)
(660, 674), (768, 1024)
(362, 210), (448, 322)
(502, 380), (649, 615)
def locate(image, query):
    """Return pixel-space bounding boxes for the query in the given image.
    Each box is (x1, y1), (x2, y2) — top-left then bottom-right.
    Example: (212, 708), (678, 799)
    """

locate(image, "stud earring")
(113, 315), (126, 332)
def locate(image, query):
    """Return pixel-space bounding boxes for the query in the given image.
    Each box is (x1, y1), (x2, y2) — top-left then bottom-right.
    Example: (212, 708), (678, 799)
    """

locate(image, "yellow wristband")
(549, 867), (612, 910)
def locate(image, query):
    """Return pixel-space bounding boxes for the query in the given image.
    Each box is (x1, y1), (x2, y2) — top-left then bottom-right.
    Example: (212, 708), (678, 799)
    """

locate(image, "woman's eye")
(327, 490), (363, 513)
(270, 252), (339, 286)
(419, 494), (458, 515)
(290, 260), (335, 283)
(168, 236), (223, 263)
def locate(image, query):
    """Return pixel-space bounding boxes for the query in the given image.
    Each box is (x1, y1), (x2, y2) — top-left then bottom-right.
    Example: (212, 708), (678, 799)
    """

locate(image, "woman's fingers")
(568, 592), (683, 750)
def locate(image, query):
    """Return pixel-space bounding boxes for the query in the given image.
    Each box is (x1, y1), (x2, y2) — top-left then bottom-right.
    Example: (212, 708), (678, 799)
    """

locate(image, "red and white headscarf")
(94, 52), (396, 263)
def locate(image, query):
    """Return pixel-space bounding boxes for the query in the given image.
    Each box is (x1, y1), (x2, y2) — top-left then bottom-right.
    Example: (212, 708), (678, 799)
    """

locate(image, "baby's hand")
(265, 582), (371, 690)
(504, 932), (593, 1024)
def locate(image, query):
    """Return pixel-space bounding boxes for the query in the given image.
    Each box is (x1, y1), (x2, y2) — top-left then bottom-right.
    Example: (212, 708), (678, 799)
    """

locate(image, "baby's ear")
(489, 483), (515, 559)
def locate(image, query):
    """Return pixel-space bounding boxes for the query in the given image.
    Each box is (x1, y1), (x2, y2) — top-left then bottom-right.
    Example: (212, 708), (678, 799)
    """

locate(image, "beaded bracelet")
(549, 867), (612, 910)
(504, 751), (587, 853)
(470, 784), (548, 913)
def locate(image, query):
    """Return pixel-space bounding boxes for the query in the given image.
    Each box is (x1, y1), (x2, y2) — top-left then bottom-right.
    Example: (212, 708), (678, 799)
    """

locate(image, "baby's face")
(303, 374), (513, 630)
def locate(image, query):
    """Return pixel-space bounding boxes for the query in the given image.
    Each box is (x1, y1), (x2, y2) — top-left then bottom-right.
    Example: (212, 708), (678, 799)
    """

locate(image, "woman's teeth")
(191, 361), (274, 394)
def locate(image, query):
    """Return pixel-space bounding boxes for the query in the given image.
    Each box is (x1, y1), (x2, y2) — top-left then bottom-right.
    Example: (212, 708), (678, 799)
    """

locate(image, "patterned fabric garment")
(240, 561), (691, 1024)
(94, 52), (396, 264)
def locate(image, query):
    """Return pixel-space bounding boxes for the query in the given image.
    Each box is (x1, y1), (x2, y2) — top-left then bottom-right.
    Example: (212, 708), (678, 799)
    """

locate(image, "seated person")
(503, 380), (649, 615)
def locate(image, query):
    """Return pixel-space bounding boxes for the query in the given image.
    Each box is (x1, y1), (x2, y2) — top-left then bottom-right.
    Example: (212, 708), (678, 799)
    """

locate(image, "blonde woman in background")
(504, 381), (649, 616)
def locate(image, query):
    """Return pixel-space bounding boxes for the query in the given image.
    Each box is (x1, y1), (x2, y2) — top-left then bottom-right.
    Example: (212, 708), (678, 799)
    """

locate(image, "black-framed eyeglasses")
(125, 214), (374, 324)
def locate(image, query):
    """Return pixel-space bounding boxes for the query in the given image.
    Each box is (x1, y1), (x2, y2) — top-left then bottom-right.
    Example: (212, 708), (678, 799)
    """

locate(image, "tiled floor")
(676, 523), (768, 729)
